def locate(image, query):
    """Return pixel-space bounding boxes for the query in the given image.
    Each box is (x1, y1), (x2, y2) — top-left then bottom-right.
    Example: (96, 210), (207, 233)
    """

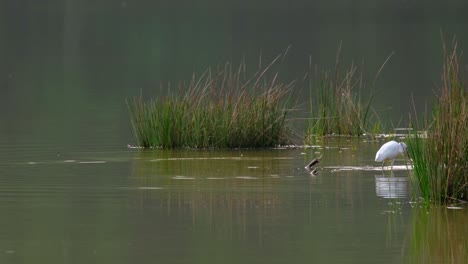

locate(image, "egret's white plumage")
(375, 140), (408, 170)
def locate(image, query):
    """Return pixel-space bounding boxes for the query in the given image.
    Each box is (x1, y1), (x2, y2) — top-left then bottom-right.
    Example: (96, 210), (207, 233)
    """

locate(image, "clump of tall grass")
(408, 39), (468, 203)
(127, 54), (296, 149)
(306, 44), (391, 137)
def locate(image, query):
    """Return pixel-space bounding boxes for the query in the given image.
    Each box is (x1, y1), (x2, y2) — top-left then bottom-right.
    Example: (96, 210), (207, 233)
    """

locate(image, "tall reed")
(408, 39), (468, 203)
(127, 55), (296, 149)
(306, 44), (390, 137)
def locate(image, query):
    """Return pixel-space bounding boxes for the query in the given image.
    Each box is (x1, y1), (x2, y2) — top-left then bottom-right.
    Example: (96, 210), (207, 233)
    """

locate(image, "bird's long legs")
(381, 160), (396, 172)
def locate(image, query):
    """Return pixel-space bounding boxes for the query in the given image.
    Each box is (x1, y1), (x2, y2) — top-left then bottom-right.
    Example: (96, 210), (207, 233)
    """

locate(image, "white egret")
(375, 141), (409, 170)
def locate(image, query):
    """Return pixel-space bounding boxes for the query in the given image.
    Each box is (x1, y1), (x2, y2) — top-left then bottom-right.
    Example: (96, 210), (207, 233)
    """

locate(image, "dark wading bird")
(305, 155), (322, 173)
(375, 140), (410, 171)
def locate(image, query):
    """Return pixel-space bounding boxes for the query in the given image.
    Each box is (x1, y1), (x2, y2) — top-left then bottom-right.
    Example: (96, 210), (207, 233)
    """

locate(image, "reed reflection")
(129, 149), (316, 244)
(408, 207), (467, 263)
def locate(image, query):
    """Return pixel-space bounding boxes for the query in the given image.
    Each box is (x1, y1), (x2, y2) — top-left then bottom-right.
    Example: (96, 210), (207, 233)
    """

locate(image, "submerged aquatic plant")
(408, 38), (468, 203)
(306, 43), (391, 138)
(127, 54), (296, 149)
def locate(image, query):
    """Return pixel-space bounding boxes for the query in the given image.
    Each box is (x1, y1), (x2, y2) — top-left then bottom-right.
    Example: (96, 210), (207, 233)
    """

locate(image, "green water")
(0, 139), (466, 263)
(1, 1), (467, 263)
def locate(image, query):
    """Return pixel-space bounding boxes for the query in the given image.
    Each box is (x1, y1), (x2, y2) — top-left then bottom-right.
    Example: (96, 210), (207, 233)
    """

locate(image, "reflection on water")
(1, 140), (465, 263)
(1, 0), (467, 261)
(326, 165), (412, 171)
(126, 146), (413, 263)
(131, 150), (301, 229)
(408, 207), (468, 263)
(375, 176), (408, 199)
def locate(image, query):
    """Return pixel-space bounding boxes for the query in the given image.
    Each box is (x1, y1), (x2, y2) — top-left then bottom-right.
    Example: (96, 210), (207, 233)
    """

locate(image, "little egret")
(375, 141), (409, 170)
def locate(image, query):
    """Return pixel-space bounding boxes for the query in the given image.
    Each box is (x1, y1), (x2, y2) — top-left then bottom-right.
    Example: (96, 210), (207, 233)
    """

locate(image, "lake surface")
(1, 1), (467, 263)
(0, 138), (466, 263)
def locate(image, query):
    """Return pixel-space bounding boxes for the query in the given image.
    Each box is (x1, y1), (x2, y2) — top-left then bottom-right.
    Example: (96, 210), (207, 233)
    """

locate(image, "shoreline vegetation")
(127, 45), (396, 149)
(127, 42), (467, 203)
(306, 43), (393, 138)
(127, 53), (295, 149)
(408, 39), (467, 204)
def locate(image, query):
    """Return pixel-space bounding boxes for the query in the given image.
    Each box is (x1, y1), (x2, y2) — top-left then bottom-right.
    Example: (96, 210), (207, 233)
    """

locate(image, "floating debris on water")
(305, 155), (322, 171)
(235, 176), (258, 180)
(325, 146), (339, 149)
(151, 157), (241, 162)
(172, 176), (195, 180)
(136, 186), (163, 190)
(78, 161), (107, 164)
(150, 156), (294, 162)
(127, 144), (144, 149)
(301, 145), (323, 149)
(327, 165), (412, 172)
(447, 206), (463, 210)
(373, 129), (427, 139)
(310, 168), (319, 176)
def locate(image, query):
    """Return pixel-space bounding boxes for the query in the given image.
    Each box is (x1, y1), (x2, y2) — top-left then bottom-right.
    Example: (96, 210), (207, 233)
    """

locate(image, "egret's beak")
(405, 149), (411, 160)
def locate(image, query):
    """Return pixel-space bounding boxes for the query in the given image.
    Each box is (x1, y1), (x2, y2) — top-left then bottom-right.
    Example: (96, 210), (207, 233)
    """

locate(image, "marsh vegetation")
(127, 54), (295, 149)
(306, 44), (391, 138)
(408, 39), (468, 203)
(127, 41), (467, 205)
(128, 45), (393, 149)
